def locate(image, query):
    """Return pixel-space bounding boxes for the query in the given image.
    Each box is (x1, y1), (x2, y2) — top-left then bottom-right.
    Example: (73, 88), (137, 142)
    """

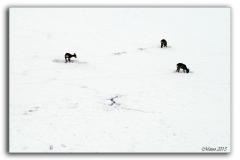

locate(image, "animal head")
(74, 53), (77, 58)
(186, 68), (190, 73)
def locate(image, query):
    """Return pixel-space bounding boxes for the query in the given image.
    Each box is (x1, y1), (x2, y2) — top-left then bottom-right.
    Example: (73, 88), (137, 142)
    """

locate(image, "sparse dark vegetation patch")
(113, 52), (126, 55)
(29, 110), (37, 112)
(109, 96), (120, 106)
(138, 48), (146, 51)
(49, 144), (53, 150)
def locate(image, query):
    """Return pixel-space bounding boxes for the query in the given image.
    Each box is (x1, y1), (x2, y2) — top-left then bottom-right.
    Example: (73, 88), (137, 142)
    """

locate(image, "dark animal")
(65, 53), (77, 63)
(176, 63), (190, 73)
(160, 39), (167, 48)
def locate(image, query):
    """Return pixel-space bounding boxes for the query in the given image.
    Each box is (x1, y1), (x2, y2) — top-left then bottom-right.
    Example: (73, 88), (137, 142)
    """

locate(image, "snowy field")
(9, 8), (230, 153)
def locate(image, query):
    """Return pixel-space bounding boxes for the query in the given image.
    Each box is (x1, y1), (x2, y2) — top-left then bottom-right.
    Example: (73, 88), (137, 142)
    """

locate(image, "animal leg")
(176, 67), (180, 72)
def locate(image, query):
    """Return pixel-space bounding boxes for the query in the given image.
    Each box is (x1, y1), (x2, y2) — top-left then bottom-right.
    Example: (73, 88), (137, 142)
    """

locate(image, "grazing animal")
(65, 53), (77, 63)
(176, 63), (190, 73)
(160, 39), (167, 48)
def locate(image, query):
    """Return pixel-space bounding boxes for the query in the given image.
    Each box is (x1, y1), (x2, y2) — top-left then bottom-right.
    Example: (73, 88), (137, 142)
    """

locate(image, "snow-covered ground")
(9, 8), (230, 153)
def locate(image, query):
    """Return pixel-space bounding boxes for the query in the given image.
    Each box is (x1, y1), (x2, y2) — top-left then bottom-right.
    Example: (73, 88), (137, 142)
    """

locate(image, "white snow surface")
(9, 8), (230, 153)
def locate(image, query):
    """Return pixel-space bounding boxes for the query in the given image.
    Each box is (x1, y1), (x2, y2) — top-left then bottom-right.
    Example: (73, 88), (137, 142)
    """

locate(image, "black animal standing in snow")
(160, 39), (167, 48)
(176, 63), (190, 73)
(65, 53), (77, 63)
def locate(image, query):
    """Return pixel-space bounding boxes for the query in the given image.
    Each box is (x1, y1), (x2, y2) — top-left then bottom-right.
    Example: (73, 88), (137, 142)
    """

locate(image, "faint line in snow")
(226, 131), (229, 137)
(119, 106), (157, 114)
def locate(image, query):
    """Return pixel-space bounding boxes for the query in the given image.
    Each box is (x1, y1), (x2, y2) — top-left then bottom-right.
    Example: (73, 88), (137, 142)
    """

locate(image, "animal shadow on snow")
(52, 59), (87, 64)
(137, 48), (147, 51)
(161, 46), (171, 48)
(174, 70), (193, 73)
